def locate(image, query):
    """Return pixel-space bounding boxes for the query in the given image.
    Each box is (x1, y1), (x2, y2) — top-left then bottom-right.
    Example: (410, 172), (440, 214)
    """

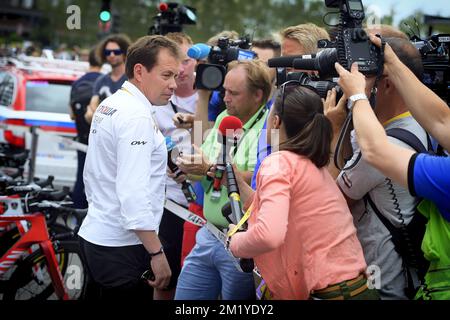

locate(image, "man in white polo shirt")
(78, 35), (182, 300)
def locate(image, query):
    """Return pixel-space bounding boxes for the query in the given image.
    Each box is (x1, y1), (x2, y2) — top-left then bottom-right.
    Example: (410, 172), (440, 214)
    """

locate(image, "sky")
(361, 0), (450, 27)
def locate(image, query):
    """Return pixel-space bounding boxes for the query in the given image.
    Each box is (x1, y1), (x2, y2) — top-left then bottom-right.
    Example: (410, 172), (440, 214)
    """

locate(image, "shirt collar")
(383, 111), (412, 127)
(242, 105), (267, 130)
(121, 81), (154, 111)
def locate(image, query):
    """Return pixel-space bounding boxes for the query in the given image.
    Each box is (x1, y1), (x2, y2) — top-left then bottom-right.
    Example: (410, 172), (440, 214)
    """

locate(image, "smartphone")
(141, 268), (155, 282)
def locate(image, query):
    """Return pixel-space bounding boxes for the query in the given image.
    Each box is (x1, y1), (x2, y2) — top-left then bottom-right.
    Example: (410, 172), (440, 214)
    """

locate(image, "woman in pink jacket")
(228, 84), (378, 300)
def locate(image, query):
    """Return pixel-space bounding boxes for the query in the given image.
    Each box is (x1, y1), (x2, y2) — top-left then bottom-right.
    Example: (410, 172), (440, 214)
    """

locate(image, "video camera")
(413, 34), (450, 105)
(189, 35), (257, 90)
(268, 0), (382, 87)
(148, 2), (197, 36)
(275, 68), (342, 100)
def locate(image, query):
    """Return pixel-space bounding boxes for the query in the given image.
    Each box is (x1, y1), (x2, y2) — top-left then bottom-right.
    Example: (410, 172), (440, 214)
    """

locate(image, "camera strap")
(333, 37), (387, 172)
(170, 100), (179, 114)
(372, 36), (387, 92)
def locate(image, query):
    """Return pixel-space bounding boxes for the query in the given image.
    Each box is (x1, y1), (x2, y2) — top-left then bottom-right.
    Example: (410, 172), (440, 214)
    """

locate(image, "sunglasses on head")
(104, 49), (123, 56)
(278, 80), (319, 118)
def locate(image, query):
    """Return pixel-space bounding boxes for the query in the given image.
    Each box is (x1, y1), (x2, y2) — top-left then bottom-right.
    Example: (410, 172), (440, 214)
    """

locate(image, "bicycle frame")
(0, 213), (69, 300)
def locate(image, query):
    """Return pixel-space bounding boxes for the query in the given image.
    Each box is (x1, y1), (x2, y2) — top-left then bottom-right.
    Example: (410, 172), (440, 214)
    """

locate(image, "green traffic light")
(99, 10), (111, 22)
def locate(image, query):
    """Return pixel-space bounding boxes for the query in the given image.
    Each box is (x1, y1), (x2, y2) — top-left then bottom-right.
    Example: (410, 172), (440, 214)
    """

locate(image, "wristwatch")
(347, 93), (368, 111)
(149, 246), (164, 257)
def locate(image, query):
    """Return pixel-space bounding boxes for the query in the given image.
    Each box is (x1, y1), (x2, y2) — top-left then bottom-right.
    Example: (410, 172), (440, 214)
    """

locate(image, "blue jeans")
(175, 226), (255, 300)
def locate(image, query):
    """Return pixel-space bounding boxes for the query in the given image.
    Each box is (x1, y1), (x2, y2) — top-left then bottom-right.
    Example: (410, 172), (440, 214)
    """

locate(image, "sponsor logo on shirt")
(131, 141), (148, 146)
(97, 105), (117, 117)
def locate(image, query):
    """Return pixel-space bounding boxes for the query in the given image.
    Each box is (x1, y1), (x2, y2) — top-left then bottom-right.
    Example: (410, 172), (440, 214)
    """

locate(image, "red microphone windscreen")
(218, 116), (243, 137)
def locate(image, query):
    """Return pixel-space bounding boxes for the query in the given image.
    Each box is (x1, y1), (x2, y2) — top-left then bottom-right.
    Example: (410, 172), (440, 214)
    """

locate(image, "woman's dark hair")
(273, 85), (332, 168)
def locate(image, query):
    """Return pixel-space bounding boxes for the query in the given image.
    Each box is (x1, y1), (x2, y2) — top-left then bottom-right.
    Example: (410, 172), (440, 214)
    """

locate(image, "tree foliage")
(21, 0), (450, 49)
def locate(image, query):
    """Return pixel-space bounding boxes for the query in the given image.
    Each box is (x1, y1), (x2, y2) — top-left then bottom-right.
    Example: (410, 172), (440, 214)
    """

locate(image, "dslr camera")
(268, 0), (382, 96)
(194, 35), (257, 90)
(274, 68), (343, 100)
(413, 33), (450, 106)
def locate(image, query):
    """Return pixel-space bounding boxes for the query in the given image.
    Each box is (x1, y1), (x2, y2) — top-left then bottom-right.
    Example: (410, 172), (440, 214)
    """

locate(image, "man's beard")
(111, 61), (123, 68)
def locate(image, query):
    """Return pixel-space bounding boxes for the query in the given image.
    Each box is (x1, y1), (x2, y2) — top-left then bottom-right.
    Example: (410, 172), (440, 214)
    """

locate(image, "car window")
(25, 80), (72, 114)
(0, 71), (15, 106)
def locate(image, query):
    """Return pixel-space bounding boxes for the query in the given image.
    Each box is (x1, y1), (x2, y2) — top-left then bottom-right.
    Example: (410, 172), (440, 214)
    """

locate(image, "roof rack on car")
(2, 55), (88, 77)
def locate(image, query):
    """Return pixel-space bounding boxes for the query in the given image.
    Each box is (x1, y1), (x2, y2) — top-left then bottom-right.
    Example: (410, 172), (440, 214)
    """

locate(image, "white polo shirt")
(79, 81), (167, 247)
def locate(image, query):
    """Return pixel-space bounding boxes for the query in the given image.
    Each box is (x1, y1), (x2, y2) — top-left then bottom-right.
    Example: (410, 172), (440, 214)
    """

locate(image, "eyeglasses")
(104, 49), (123, 56)
(279, 80), (319, 119)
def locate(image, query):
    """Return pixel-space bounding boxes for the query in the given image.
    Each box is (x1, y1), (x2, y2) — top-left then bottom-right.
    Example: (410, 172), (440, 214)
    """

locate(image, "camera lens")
(201, 66), (224, 90)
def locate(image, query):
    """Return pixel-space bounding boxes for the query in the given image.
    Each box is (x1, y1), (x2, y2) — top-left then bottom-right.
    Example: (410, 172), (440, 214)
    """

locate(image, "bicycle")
(0, 203), (87, 300)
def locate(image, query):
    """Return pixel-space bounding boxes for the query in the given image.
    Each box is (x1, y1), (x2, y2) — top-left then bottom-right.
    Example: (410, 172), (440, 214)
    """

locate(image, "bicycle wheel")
(2, 240), (85, 300)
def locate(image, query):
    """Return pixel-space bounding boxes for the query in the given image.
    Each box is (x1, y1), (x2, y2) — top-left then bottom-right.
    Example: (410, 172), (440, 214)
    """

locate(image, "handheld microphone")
(211, 116), (243, 200)
(225, 163), (244, 227)
(187, 43), (211, 60)
(268, 53), (316, 68)
(224, 162), (254, 273)
(165, 137), (197, 203)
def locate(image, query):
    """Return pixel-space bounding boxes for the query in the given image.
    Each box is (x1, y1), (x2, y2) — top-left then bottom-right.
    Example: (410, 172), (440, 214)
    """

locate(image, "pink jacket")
(230, 151), (367, 300)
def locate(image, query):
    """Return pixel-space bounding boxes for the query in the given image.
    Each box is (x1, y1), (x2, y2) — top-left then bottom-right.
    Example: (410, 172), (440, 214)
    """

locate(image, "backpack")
(70, 74), (99, 144)
(364, 128), (431, 299)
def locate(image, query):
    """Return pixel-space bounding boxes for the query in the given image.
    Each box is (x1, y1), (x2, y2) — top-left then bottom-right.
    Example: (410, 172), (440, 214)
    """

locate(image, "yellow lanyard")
(120, 87), (132, 95)
(120, 86), (160, 133)
(382, 111), (412, 127)
(227, 204), (253, 237)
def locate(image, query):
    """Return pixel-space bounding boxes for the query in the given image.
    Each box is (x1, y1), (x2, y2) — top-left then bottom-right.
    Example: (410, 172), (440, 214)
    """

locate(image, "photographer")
(335, 34), (450, 300)
(227, 85), (376, 300)
(173, 30), (241, 137)
(328, 34), (428, 299)
(250, 24), (330, 189)
(174, 60), (271, 300)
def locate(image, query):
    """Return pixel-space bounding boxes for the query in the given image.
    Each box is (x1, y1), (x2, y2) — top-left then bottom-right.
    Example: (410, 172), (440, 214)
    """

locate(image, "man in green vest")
(174, 59), (272, 300)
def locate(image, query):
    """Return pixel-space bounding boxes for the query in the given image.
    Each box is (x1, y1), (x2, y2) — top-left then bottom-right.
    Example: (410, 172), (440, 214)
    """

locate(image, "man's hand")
(172, 112), (194, 129)
(147, 253), (171, 290)
(85, 95), (99, 124)
(335, 62), (366, 97)
(323, 88), (347, 135)
(369, 34), (399, 76)
(176, 144), (211, 176)
(206, 163), (246, 188)
(167, 168), (186, 184)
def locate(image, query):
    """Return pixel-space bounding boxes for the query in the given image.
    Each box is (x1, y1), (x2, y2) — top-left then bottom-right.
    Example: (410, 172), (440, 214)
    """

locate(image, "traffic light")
(99, 0), (111, 22)
(112, 12), (120, 33)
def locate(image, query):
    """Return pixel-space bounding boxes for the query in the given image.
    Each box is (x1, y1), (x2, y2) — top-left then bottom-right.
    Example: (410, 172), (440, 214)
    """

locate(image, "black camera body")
(324, 0), (381, 75)
(269, 0), (381, 79)
(195, 36), (256, 90)
(148, 2), (196, 36)
(275, 69), (343, 100)
(413, 34), (450, 105)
